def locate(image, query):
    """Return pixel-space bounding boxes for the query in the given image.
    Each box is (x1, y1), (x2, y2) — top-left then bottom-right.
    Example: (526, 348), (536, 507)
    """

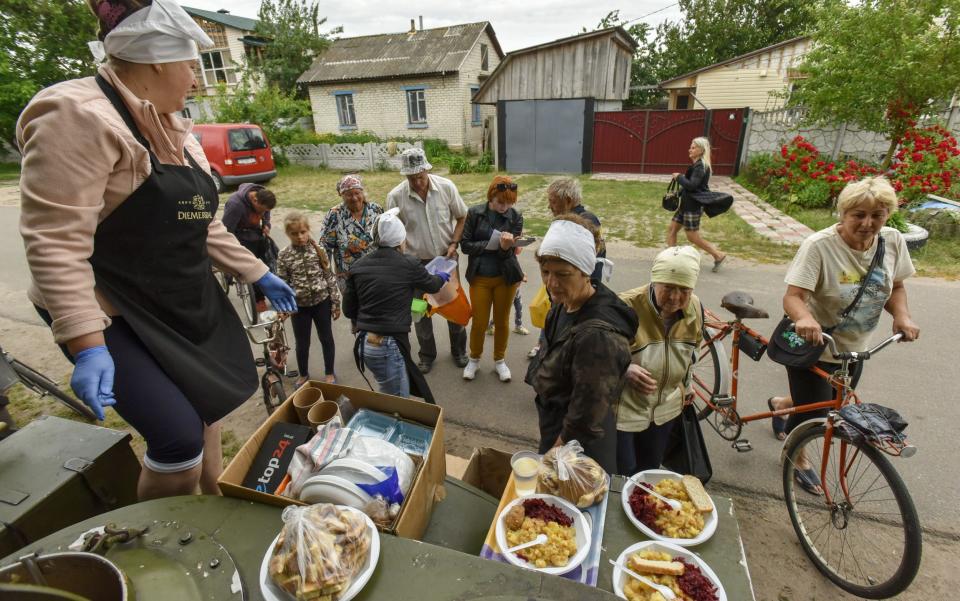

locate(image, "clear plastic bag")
(267, 504), (371, 601)
(536, 440), (608, 508)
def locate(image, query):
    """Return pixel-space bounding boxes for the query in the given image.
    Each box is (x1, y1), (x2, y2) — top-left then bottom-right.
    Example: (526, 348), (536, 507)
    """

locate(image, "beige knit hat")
(651, 246), (701, 289)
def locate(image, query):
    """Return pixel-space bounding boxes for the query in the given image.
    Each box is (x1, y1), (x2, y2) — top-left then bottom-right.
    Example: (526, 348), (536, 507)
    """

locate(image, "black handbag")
(662, 178), (681, 212)
(768, 235), (885, 369)
(662, 405), (713, 484)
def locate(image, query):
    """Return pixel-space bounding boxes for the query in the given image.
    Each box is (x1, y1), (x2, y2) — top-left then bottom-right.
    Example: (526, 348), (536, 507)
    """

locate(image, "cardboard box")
(219, 382), (446, 540)
(460, 447), (513, 500)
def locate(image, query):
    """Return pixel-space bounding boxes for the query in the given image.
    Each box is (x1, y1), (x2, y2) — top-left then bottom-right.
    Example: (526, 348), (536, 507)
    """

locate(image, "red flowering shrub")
(889, 124), (960, 204)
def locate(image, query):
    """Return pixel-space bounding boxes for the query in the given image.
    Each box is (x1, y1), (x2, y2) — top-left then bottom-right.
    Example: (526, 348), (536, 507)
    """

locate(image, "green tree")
(207, 81), (310, 148)
(0, 0), (97, 145)
(253, 0), (341, 94)
(790, 0), (960, 167)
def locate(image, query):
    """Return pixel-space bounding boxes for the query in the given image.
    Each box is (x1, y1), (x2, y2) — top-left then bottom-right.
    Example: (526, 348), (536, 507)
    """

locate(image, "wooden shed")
(471, 28), (637, 173)
(472, 27), (636, 109)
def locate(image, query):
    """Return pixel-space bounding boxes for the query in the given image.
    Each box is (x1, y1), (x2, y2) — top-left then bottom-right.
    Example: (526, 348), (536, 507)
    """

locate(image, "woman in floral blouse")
(321, 174), (384, 286)
(277, 212), (341, 385)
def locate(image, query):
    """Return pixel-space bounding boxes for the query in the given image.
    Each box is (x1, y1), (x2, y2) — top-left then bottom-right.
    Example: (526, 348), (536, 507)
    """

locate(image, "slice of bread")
(682, 475), (713, 513)
(630, 556), (685, 576)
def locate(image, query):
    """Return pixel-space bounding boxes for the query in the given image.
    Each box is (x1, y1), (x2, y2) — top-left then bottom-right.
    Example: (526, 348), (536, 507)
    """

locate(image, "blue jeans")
(363, 337), (409, 398)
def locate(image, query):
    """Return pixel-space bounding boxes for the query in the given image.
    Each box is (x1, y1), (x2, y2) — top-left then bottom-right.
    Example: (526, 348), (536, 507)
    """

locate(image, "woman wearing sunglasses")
(459, 176), (525, 381)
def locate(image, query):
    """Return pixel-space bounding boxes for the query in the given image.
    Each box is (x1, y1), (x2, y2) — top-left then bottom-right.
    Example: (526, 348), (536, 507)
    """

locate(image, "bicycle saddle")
(721, 291), (769, 319)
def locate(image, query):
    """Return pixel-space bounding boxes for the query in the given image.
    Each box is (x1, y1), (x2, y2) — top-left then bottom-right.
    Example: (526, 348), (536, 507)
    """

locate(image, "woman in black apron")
(18, 0), (297, 500)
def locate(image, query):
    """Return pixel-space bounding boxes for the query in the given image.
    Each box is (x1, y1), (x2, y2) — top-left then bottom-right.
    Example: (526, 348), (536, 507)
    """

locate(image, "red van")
(192, 123), (277, 192)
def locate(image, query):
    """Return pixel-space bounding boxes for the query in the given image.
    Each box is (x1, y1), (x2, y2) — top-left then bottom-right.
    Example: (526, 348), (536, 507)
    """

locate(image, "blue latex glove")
(436, 271), (451, 284)
(256, 272), (298, 313)
(70, 345), (116, 421)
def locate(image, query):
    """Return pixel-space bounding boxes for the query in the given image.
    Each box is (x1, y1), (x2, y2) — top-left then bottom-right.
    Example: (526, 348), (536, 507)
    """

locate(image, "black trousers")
(238, 238), (266, 302)
(535, 398), (617, 474)
(785, 360), (864, 433)
(291, 300), (335, 376)
(616, 415), (680, 476)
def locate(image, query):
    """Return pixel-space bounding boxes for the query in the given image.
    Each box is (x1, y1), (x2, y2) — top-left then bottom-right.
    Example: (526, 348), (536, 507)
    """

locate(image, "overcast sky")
(182, 1), (682, 52)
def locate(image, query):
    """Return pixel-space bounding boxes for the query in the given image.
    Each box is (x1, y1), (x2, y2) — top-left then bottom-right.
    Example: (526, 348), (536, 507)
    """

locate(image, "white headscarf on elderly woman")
(88, 0), (213, 63)
(537, 219), (597, 275)
(373, 207), (406, 248)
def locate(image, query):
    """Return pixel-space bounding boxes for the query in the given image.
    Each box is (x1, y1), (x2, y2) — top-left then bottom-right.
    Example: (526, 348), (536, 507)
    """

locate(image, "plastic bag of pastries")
(536, 440), (608, 508)
(268, 503), (371, 600)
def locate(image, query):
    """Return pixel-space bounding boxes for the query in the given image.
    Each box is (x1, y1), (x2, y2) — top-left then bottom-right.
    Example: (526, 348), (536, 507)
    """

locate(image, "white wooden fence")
(277, 141), (424, 171)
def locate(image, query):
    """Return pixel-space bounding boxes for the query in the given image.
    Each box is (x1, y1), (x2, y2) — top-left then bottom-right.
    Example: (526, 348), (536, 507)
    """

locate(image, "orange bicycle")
(691, 292), (921, 599)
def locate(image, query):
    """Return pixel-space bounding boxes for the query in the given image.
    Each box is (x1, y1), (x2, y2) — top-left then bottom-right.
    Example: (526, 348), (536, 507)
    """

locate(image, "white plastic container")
(424, 256), (460, 307)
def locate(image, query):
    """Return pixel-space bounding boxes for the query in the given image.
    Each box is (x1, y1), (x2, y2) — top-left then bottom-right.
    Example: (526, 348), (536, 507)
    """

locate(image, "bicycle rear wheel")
(262, 374), (286, 415)
(10, 359), (97, 422)
(236, 281), (259, 325)
(691, 334), (723, 420)
(783, 424), (921, 598)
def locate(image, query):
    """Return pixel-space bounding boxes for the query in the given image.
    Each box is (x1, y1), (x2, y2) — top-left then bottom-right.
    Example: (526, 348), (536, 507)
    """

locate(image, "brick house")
(297, 21), (504, 151)
(182, 6), (268, 119)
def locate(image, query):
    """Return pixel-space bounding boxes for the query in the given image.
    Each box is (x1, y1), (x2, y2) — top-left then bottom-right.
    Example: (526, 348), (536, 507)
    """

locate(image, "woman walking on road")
(17, 0), (296, 500)
(666, 137), (728, 272)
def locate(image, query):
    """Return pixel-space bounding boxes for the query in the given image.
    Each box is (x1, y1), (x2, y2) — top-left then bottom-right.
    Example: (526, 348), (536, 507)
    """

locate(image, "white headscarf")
(375, 208), (406, 248)
(537, 220), (597, 276)
(88, 0), (213, 64)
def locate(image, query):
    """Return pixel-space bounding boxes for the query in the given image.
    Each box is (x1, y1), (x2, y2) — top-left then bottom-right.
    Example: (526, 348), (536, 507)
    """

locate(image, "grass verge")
(0, 162), (20, 182)
(735, 177), (960, 279)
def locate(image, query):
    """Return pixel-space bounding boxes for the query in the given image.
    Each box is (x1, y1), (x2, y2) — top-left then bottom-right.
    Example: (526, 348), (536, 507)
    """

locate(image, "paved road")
(2, 199), (957, 536)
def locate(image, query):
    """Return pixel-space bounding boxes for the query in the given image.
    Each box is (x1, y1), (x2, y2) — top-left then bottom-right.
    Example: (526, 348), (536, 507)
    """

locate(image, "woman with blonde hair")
(460, 175), (524, 381)
(770, 176), (919, 494)
(667, 137), (727, 272)
(16, 0), (296, 500)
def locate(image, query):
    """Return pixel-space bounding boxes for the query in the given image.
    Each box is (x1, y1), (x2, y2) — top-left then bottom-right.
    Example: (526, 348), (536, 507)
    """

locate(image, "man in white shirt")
(386, 148), (469, 373)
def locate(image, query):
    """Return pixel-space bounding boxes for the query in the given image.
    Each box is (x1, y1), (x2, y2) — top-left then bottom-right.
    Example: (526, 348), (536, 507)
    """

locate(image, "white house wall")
(307, 30), (501, 151)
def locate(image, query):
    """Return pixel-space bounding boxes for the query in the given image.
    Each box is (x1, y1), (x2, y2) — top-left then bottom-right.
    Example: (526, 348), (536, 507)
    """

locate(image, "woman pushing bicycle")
(17, 0), (296, 500)
(770, 176), (919, 495)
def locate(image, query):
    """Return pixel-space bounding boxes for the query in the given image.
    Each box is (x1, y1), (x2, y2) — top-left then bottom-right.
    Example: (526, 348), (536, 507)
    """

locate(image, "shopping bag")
(529, 284), (550, 329)
(661, 405), (713, 484)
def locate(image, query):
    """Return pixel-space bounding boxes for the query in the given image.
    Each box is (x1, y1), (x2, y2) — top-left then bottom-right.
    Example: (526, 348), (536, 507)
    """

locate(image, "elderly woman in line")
(525, 215), (638, 473)
(770, 176), (920, 495)
(617, 246), (704, 475)
(321, 174), (384, 289)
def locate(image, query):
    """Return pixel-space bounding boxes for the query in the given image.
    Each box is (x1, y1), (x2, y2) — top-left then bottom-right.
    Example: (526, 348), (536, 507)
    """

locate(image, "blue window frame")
(470, 86), (481, 125)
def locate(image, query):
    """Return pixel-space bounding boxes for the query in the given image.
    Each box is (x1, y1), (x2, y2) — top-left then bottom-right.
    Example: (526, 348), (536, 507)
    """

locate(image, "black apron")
(89, 75), (257, 424)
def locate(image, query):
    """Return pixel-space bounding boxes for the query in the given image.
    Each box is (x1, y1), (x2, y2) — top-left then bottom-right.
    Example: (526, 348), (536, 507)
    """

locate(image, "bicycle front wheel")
(236, 282), (259, 325)
(10, 359), (97, 422)
(783, 424), (921, 598)
(691, 334), (723, 420)
(263, 376), (286, 415)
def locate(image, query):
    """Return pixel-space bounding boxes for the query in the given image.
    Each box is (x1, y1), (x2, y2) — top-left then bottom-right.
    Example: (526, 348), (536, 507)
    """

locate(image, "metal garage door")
(498, 99), (593, 173)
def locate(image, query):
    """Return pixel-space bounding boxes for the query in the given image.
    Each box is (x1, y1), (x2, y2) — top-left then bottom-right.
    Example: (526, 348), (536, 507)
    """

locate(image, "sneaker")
(417, 360), (433, 374)
(486, 323), (495, 336)
(494, 360), (512, 382)
(527, 345), (540, 359)
(453, 354), (470, 368)
(513, 325), (530, 335)
(462, 358), (480, 380)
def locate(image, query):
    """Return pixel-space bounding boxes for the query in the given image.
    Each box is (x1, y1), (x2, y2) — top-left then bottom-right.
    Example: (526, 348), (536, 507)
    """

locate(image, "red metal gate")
(591, 108), (747, 176)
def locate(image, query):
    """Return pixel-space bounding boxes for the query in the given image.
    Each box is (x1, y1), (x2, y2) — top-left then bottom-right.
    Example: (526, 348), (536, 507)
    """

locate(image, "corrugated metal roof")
(298, 22), (503, 85)
(183, 6), (258, 32)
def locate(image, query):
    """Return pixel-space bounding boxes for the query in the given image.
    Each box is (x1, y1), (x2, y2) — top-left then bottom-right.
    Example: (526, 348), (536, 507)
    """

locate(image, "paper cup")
(307, 400), (341, 429)
(293, 386), (324, 425)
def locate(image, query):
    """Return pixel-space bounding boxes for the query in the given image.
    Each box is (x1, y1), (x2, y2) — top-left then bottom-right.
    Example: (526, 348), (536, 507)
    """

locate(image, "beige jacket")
(618, 285), (704, 432)
(17, 66), (267, 344)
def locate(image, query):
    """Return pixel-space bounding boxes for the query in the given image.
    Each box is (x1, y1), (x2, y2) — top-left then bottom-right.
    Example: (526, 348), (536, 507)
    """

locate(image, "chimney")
(419, 16), (424, 31)
(409, 19), (416, 34)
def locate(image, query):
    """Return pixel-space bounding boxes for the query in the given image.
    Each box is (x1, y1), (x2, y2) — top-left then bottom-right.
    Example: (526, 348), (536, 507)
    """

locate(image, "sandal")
(711, 254), (727, 273)
(768, 397), (787, 441)
(794, 467), (824, 496)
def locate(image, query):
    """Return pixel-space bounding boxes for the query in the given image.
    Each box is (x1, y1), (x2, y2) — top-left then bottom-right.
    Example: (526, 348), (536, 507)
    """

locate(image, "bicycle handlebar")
(243, 311), (288, 345)
(820, 331), (904, 361)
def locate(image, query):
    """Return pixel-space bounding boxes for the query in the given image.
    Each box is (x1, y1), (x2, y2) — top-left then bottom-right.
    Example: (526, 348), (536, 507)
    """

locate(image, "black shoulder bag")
(662, 178), (681, 212)
(768, 235), (885, 369)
